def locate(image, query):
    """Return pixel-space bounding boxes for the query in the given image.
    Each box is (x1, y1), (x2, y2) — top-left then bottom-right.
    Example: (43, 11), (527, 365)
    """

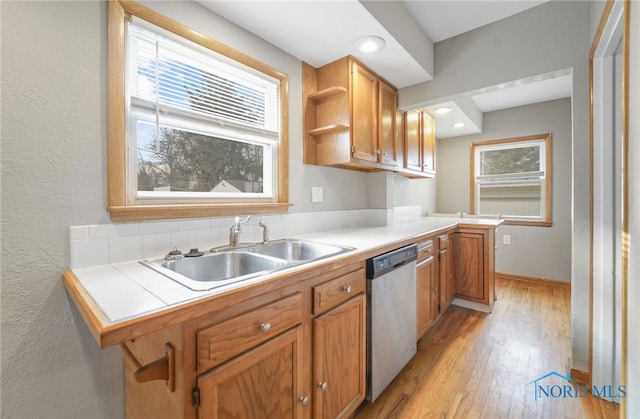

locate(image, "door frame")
(589, 0), (630, 412)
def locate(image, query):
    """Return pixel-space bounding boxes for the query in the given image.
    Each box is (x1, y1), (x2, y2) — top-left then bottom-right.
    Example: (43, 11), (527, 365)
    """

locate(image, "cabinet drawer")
(313, 269), (365, 315)
(197, 293), (303, 372)
(417, 240), (434, 262)
(438, 234), (449, 249)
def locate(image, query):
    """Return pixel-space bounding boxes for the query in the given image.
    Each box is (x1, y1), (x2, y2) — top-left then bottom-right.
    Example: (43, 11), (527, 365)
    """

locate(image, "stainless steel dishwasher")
(366, 243), (418, 402)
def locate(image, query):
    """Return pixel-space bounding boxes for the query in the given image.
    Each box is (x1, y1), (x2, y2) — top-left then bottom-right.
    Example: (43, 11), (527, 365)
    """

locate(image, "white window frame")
(108, 0), (290, 222)
(470, 134), (552, 227)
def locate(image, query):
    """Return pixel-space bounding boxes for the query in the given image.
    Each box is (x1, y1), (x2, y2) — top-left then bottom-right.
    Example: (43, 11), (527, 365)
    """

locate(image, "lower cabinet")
(197, 326), (305, 418)
(122, 264), (367, 419)
(453, 232), (485, 301)
(416, 240), (438, 339)
(452, 227), (496, 309)
(313, 294), (366, 419)
(438, 234), (455, 311)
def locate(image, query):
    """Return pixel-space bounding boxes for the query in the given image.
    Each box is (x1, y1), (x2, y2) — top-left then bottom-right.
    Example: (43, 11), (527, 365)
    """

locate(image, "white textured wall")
(401, 0), (592, 375)
(1, 2), (123, 418)
(437, 99), (572, 283)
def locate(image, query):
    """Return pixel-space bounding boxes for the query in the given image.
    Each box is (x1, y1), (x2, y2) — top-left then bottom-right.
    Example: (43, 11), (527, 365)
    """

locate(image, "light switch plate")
(311, 186), (323, 203)
(503, 235), (511, 245)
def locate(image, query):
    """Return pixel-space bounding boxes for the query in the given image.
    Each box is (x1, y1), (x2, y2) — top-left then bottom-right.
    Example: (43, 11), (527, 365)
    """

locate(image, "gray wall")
(437, 99), (572, 283)
(401, 0), (592, 374)
(0, 1), (390, 418)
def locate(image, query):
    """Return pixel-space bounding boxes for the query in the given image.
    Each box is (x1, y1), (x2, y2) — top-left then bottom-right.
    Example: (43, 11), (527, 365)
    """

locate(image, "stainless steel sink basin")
(141, 239), (354, 292)
(141, 252), (288, 291)
(247, 239), (352, 261)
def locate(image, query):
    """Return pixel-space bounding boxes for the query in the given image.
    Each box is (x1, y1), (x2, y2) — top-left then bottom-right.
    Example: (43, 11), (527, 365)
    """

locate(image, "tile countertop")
(64, 217), (502, 347)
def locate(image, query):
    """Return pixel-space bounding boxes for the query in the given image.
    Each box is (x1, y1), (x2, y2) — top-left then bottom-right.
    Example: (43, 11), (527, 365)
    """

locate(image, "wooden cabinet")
(198, 326), (305, 419)
(303, 56), (398, 171)
(196, 293), (303, 372)
(312, 294), (366, 419)
(454, 233), (484, 300)
(378, 81), (399, 167)
(416, 240), (438, 339)
(452, 227), (496, 311)
(402, 110), (436, 178)
(121, 264), (366, 419)
(438, 234), (455, 311)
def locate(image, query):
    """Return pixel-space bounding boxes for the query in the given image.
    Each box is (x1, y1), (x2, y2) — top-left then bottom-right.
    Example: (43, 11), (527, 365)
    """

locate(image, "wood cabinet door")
(351, 63), (378, 163)
(439, 247), (455, 312)
(377, 80), (398, 167)
(313, 294), (366, 419)
(422, 112), (435, 175)
(416, 255), (437, 339)
(454, 233), (485, 301)
(404, 109), (422, 172)
(198, 326), (305, 419)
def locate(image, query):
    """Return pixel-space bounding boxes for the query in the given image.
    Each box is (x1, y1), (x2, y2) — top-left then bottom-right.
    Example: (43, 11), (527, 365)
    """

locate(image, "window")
(108, 1), (289, 222)
(470, 134), (552, 226)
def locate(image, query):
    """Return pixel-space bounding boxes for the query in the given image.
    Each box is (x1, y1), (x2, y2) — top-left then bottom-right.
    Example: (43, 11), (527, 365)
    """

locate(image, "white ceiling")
(198, 0), (570, 139)
(404, 0), (550, 43)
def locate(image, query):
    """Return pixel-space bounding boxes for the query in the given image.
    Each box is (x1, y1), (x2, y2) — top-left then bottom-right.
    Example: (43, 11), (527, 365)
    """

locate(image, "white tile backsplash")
(68, 206), (423, 269)
(69, 225), (89, 241)
(141, 232), (172, 259)
(109, 235), (143, 264)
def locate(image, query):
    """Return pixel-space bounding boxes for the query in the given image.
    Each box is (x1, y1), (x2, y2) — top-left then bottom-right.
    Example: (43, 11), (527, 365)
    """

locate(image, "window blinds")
(127, 20), (280, 137)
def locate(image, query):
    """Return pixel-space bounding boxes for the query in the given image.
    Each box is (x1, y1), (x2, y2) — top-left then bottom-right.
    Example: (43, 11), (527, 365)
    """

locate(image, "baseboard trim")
(570, 368), (590, 385)
(496, 272), (571, 289)
(451, 298), (494, 313)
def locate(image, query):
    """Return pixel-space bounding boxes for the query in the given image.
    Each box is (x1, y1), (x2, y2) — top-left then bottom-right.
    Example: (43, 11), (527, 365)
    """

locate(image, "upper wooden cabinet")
(303, 56), (398, 171)
(402, 109), (436, 178)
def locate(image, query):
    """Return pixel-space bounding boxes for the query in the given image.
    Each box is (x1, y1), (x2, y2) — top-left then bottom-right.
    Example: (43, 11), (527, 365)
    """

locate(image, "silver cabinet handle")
(299, 396), (309, 406)
(343, 285), (352, 294)
(318, 382), (328, 391)
(260, 322), (272, 332)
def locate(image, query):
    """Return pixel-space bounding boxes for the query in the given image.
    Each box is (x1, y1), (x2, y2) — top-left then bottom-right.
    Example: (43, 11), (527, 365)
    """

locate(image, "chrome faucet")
(229, 215), (251, 247)
(259, 220), (269, 245)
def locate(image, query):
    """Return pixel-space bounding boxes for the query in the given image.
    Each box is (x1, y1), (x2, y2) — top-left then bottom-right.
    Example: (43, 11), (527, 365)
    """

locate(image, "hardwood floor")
(355, 277), (620, 419)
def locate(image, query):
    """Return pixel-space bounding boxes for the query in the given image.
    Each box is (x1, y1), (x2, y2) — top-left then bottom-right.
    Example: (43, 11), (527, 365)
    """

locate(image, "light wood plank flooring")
(355, 277), (620, 418)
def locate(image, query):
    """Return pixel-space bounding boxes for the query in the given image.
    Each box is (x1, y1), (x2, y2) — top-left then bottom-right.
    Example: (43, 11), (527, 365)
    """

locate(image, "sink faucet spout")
(229, 215), (251, 247)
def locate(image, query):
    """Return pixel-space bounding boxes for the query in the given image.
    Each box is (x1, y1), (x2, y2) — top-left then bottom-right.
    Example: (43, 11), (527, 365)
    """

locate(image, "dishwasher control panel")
(366, 244), (418, 279)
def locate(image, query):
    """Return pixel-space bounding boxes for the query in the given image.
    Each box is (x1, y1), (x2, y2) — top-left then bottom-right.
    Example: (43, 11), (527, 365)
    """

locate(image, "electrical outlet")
(503, 235), (511, 245)
(311, 186), (323, 203)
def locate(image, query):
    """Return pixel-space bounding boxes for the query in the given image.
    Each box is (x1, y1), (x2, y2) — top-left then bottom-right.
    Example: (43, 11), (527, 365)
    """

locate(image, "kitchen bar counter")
(63, 217), (502, 347)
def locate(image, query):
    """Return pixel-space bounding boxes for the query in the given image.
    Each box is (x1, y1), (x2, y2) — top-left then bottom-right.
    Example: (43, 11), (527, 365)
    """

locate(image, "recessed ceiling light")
(354, 36), (385, 53)
(435, 107), (452, 115)
(453, 122), (465, 128)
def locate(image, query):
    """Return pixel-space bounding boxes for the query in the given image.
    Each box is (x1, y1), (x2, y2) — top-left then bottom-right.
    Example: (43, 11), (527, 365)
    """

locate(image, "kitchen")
(1, 1), (639, 418)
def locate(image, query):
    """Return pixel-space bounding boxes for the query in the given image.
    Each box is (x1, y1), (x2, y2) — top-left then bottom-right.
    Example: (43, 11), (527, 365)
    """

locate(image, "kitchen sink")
(246, 239), (352, 261)
(141, 251), (288, 291)
(141, 239), (354, 291)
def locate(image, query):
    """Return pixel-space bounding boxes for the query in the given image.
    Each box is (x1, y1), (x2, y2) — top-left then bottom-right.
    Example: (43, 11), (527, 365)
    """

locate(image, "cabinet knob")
(299, 396), (309, 406)
(376, 149), (381, 155)
(260, 322), (272, 332)
(318, 381), (328, 391)
(433, 287), (438, 292)
(343, 285), (352, 294)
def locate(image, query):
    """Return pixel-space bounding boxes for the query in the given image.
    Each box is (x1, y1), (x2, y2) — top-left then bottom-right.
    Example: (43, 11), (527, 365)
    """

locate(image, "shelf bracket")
(121, 342), (176, 393)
